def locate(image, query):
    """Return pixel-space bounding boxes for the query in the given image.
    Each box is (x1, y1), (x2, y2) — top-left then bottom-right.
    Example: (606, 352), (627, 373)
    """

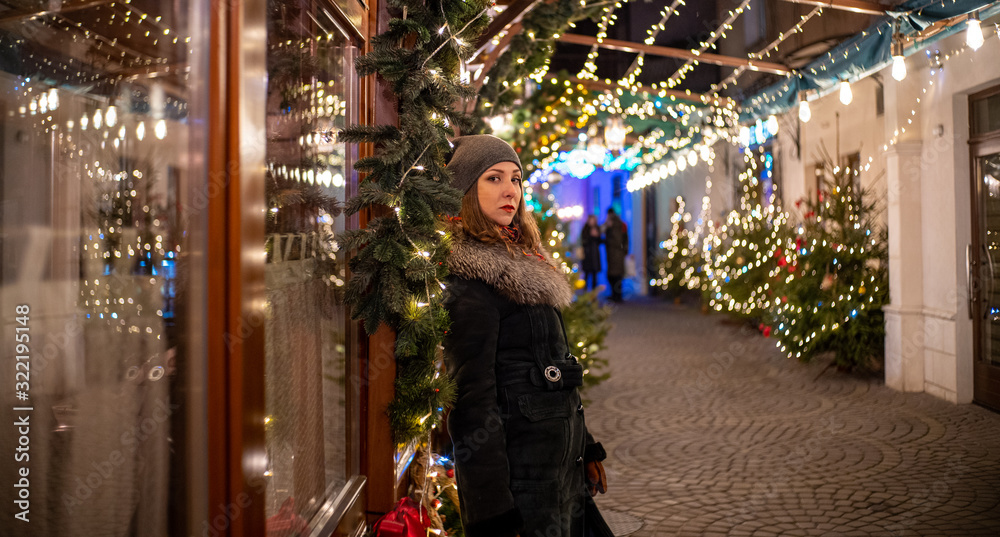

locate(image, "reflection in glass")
(264, 1), (358, 531)
(0, 1), (203, 535)
(979, 153), (1000, 366)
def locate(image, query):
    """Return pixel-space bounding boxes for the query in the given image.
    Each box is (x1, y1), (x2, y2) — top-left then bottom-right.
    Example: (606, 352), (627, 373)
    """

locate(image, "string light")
(746, 4), (996, 122)
(711, 6), (824, 95)
(616, 0), (686, 88)
(665, 0), (752, 88)
(576, 1), (630, 81)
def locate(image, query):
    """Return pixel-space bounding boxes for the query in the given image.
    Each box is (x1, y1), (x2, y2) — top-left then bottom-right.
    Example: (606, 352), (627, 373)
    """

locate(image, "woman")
(579, 214), (602, 291)
(442, 135), (610, 537)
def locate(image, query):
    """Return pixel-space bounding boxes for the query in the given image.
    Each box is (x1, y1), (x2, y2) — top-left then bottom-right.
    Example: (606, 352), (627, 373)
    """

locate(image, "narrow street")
(586, 299), (1000, 537)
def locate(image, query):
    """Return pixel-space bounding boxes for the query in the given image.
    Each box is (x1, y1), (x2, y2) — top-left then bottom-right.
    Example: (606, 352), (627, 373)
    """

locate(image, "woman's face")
(476, 161), (522, 226)
(587, 215), (597, 226)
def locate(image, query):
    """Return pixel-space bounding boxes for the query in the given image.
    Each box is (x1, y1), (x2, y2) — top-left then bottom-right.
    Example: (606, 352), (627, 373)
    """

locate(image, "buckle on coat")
(543, 365), (562, 383)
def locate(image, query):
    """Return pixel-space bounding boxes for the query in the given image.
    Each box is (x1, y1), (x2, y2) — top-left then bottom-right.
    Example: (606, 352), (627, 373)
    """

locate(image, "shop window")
(971, 89), (1000, 136)
(0, 1), (209, 534)
(263, 0), (361, 530)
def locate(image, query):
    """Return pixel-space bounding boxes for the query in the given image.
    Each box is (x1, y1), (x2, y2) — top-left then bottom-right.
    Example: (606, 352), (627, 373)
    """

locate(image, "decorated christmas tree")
(653, 196), (705, 297)
(706, 152), (792, 321)
(766, 152), (888, 371)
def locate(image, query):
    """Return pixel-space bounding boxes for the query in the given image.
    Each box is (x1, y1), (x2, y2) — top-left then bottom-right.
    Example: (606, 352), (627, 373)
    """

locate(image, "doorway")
(970, 86), (1000, 412)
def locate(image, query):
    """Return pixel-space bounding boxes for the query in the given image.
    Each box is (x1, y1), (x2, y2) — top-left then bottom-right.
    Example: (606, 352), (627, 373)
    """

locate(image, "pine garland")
(340, 0), (492, 446)
(340, 0), (609, 447)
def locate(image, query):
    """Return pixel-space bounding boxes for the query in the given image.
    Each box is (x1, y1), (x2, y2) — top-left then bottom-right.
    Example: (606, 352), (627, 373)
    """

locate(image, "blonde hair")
(451, 180), (541, 251)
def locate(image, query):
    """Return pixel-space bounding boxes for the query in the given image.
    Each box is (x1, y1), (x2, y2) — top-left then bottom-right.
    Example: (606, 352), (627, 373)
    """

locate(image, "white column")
(883, 142), (926, 391)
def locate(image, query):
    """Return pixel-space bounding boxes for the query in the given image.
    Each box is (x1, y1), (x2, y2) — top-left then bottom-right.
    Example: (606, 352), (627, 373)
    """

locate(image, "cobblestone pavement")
(585, 299), (1000, 537)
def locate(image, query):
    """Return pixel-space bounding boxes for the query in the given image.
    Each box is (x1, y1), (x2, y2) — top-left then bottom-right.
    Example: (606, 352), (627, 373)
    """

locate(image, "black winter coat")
(603, 217), (628, 278)
(444, 234), (608, 537)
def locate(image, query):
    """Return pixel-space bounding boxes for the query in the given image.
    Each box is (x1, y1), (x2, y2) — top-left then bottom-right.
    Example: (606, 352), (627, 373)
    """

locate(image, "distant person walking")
(603, 208), (628, 302)
(580, 214), (602, 291)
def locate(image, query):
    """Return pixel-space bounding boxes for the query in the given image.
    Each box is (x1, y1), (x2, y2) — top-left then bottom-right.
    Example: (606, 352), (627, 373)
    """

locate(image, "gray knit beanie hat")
(446, 134), (522, 194)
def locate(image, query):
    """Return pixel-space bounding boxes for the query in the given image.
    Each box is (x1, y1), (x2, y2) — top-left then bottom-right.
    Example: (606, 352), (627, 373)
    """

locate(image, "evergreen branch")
(421, 8), (490, 70)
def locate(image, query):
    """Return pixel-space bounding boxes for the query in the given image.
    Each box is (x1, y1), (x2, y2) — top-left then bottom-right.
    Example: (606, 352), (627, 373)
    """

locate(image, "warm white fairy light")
(665, 0), (752, 89)
(712, 6), (823, 95)
(616, 0), (685, 89)
(882, 35), (984, 150)
(576, 1), (630, 81)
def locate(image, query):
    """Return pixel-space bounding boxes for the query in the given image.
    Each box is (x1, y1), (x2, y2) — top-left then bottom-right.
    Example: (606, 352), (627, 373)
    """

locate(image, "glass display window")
(263, 0), (362, 531)
(0, 0), (209, 534)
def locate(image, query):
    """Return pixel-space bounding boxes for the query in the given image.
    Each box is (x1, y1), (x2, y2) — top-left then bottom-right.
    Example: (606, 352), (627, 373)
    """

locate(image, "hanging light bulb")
(603, 116), (626, 152)
(839, 80), (853, 105)
(798, 93), (812, 123)
(766, 115), (779, 135)
(967, 11), (984, 51)
(891, 34), (907, 81)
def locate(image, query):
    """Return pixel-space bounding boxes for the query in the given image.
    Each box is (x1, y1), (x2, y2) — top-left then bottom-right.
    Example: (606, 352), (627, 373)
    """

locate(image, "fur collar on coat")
(448, 233), (574, 309)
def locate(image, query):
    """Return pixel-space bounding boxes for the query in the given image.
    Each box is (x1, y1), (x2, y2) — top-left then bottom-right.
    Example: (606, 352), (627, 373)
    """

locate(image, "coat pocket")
(517, 391), (572, 422)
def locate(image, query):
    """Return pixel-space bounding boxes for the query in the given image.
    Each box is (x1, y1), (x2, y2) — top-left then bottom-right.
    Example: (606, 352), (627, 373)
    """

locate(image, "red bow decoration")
(373, 497), (433, 537)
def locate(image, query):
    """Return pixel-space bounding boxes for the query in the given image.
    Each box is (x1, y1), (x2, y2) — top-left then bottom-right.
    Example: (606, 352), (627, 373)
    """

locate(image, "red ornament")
(758, 323), (765, 331)
(446, 469), (454, 478)
(762, 326), (772, 337)
(777, 257), (787, 267)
